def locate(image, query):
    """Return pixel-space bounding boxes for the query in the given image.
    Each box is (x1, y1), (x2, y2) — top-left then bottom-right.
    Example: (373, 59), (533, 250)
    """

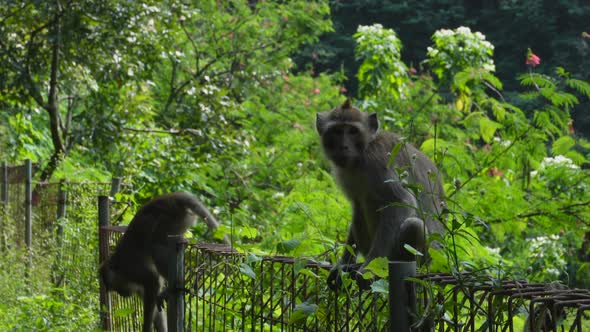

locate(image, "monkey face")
(317, 100), (379, 169)
(321, 124), (368, 168)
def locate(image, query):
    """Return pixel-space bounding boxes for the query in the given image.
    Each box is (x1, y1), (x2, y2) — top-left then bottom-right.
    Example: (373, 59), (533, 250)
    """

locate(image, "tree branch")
(122, 126), (203, 137)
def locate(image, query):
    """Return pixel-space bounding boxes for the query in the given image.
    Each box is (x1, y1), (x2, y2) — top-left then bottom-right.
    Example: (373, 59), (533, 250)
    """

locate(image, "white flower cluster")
(529, 234), (566, 278)
(427, 26), (496, 78)
(540, 155), (579, 169)
(356, 24), (402, 56)
(530, 155), (579, 177)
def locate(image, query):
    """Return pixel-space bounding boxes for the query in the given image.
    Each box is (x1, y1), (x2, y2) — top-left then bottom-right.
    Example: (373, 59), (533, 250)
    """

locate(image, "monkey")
(99, 192), (205, 332)
(316, 99), (445, 290)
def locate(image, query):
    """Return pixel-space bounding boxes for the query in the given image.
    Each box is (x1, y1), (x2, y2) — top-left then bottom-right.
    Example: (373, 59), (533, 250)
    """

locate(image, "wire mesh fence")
(100, 224), (143, 332)
(184, 243), (390, 332)
(1, 160), (114, 329)
(98, 220), (590, 331)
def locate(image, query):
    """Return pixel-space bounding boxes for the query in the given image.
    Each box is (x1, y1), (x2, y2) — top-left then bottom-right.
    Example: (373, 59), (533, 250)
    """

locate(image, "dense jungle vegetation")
(0, 1), (589, 330)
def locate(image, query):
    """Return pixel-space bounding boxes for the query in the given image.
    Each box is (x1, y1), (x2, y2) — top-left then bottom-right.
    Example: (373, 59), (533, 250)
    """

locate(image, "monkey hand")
(351, 266), (375, 291)
(157, 287), (169, 312)
(327, 263), (363, 291)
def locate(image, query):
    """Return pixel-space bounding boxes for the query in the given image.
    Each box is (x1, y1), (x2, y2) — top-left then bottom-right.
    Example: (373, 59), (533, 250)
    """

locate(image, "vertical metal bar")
(388, 261), (416, 332)
(52, 179), (67, 286)
(109, 177), (121, 198)
(488, 292), (494, 332)
(56, 179), (66, 243)
(98, 195), (112, 331)
(168, 235), (186, 332)
(1, 161), (7, 202)
(24, 159), (32, 249)
(453, 287), (459, 331)
(1, 161), (7, 250)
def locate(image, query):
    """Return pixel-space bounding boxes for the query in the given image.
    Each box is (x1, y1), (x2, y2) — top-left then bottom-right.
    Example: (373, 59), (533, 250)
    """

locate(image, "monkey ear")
(368, 113), (379, 134)
(316, 113), (325, 134)
(341, 98), (352, 109)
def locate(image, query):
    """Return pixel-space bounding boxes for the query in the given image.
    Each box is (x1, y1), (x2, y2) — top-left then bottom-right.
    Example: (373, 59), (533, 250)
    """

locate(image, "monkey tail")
(180, 193), (231, 245)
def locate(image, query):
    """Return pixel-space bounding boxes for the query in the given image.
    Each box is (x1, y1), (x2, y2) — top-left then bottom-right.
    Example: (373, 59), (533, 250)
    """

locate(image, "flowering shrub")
(426, 26), (495, 84)
(354, 24), (408, 100)
(352, 24), (590, 287)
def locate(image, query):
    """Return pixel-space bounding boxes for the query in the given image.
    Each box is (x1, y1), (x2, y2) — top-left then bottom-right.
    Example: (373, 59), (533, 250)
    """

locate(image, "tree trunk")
(39, 3), (65, 183)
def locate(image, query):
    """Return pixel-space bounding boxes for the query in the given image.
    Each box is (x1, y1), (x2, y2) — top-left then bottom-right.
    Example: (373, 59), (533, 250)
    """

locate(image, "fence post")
(167, 235), (186, 332)
(1, 161), (7, 250)
(389, 261), (417, 332)
(1, 161), (7, 202)
(50, 180), (67, 287)
(98, 195), (112, 331)
(56, 179), (66, 243)
(24, 159), (32, 249)
(109, 177), (121, 198)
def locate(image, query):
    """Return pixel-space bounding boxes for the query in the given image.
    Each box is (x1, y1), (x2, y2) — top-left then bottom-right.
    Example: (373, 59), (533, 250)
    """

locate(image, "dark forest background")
(295, 0), (590, 137)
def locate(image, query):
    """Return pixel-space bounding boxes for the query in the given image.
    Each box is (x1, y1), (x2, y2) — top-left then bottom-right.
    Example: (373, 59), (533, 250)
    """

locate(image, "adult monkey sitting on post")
(100, 192), (213, 332)
(316, 99), (445, 289)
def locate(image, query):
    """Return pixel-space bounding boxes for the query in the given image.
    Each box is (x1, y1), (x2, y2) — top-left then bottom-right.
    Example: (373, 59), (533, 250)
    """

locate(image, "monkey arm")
(340, 203), (363, 265)
(366, 199), (423, 262)
(190, 198), (231, 245)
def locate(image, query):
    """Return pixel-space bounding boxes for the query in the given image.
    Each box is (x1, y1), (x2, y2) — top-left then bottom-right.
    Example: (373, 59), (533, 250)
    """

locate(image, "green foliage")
(354, 25), (589, 286)
(0, 183), (106, 331)
(1, 0), (590, 328)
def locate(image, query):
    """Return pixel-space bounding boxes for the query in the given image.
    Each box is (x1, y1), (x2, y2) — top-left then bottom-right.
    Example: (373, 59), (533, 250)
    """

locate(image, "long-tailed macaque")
(100, 192), (205, 332)
(316, 100), (445, 289)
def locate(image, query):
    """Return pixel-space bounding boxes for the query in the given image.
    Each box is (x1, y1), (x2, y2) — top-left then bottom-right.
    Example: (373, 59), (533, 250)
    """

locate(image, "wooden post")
(24, 159), (32, 249)
(167, 235), (186, 332)
(389, 261), (417, 332)
(98, 195), (112, 331)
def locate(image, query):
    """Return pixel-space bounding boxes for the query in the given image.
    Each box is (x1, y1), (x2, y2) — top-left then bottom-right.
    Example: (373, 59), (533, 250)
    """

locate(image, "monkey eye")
(332, 128), (343, 135)
(348, 126), (359, 135)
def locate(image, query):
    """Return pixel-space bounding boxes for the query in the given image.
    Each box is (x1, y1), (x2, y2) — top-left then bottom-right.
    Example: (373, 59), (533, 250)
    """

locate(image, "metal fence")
(98, 219), (590, 331)
(184, 243), (391, 332)
(0, 160), (112, 288)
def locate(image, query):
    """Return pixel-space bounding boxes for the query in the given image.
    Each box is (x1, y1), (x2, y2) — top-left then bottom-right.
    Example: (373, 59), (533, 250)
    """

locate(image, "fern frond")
(518, 73), (555, 88)
(566, 78), (590, 99)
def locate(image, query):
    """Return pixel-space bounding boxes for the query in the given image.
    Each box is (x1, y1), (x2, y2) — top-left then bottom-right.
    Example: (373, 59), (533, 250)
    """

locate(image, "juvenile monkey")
(100, 192), (206, 332)
(316, 100), (445, 289)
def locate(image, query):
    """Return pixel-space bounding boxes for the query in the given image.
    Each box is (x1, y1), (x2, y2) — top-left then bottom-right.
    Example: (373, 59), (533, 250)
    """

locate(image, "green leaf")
(113, 307), (135, 318)
(388, 142), (403, 167)
(277, 239), (301, 254)
(240, 263), (256, 279)
(289, 303), (317, 325)
(566, 78), (590, 99)
(239, 225), (258, 239)
(245, 253), (262, 264)
(479, 116), (501, 143)
(564, 150), (586, 165)
(483, 72), (503, 90)
(364, 257), (389, 279)
(552, 136), (575, 155)
(578, 139), (590, 149)
(420, 138), (449, 156)
(370, 279), (389, 294)
(403, 243), (424, 257)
